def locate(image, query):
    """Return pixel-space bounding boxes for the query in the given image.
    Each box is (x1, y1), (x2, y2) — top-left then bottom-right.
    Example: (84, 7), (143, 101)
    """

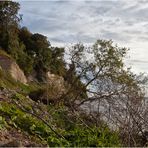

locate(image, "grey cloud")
(129, 59), (148, 64)
(138, 36), (148, 41)
(124, 30), (142, 35)
(100, 29), (131, 43)
(19, 0), (148, 73)
(20, 0), (147, 45)
(75, 33), (96, 43)
(49, 37), (65, 43)
(48, 31), (97, 44)
(124, 21), (135, 26)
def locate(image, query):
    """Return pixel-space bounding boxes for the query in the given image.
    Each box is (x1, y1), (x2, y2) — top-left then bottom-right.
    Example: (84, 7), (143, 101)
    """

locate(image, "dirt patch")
(0, 127), (47, 147)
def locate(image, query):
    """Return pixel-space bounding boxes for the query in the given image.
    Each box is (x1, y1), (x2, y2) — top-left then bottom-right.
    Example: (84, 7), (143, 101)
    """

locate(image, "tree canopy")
(0, 1), (21, 51)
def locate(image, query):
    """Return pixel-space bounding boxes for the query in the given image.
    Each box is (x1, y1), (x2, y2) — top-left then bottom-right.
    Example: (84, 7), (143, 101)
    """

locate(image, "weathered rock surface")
(46, 71), (66, 96)
(0, 54), (27, 84)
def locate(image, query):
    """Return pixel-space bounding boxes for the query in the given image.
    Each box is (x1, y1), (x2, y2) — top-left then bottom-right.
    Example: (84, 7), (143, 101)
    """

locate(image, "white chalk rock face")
(0, 54), (27, 84)
(46, 71), (66, 98)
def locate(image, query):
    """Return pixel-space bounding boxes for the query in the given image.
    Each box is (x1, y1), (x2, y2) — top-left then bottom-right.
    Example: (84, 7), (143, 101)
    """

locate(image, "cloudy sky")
(19, 0), (148, 74)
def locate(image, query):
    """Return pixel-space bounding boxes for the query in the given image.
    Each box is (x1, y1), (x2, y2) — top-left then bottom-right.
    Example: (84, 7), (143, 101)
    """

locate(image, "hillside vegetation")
(0, 1), (148, 147)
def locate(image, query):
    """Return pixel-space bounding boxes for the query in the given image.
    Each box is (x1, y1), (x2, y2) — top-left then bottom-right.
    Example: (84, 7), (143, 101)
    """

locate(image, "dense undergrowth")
(0, 92), (121, 147)
(0, 67), (121, 146)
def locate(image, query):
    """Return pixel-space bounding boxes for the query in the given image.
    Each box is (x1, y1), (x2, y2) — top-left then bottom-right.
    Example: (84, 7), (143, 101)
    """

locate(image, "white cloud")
(19, 0), (148, 74)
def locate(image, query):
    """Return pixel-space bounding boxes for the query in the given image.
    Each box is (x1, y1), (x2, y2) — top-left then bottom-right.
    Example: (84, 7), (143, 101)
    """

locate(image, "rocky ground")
(0, 88), (48, 147)
(0, 127), (46, 147)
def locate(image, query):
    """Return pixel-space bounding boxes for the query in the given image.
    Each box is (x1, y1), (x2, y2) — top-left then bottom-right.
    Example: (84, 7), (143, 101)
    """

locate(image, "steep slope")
(0, 51), (121, 147)
(0, 88), (48, 147)
(0, 50), (27, 84)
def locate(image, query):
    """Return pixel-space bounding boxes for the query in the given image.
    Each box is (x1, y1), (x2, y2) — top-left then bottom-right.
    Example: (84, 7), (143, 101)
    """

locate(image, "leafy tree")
(19, 27), (67, 79)
(61, 39), (148, 146)
(50, 47), (66, 76)
(18, 27), (32, 53)
(19, 29), (52, 78)
(63, 40), (145, 120)
(0, 1), (67, 80)
(29, 33), (52, 80)
(16, 50), (34, 75)
(0, 1), (20, 26)
(0, 1), (21, 51)
(0, 1), (30, 74)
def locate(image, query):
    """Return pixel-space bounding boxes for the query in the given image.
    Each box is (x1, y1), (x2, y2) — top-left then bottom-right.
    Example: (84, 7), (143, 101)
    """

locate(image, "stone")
(46, 71), (65, 95)
(0, 54), (27, 84)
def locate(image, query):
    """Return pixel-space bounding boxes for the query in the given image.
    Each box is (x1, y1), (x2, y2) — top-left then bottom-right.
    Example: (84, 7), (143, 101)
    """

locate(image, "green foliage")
(0, 1), (67, 80)
(0, 101), (50, 138)
(0, 1), (20, 26)
(18, 28), (66, 79)
(29, 33), (51, 74)
(17, 50), (34, 75)
(63, 126), (120, 147)
(51, 107), (121, 147)
(28, 83), (62, 105)
(0, 1), (21, 52)
(0, 116), (6, 130)
(0, 1), (34, 76)
(0, 96), (121, 147)
(18, 27), (32, 52)
(50, 47), (66, 76)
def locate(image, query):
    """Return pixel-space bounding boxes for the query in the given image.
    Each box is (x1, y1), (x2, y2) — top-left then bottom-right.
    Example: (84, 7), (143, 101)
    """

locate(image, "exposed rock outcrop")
(29, 72), (66, 105)
(46, 71), (66, 96)
(0, 54), (27, 84)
